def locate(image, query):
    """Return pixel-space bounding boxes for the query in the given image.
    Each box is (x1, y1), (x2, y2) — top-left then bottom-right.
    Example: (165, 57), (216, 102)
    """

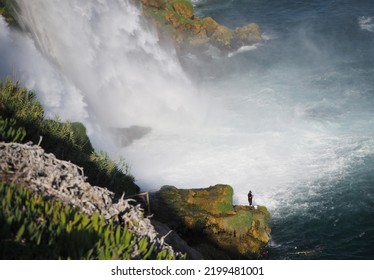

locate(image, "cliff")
(151, 185), (271, 259)
(140, 0), (263, 54)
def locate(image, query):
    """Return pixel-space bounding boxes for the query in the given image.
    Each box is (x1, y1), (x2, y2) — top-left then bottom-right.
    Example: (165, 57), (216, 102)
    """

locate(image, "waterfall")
(13, 0), (204, 129)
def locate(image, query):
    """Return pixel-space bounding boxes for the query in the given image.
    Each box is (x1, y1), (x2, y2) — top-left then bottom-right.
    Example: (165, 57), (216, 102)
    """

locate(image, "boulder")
(234, 23), (263, 46)
(203, 17), (219, 37)
(151, 184), (271, 259)
(210, 25), (234, 49)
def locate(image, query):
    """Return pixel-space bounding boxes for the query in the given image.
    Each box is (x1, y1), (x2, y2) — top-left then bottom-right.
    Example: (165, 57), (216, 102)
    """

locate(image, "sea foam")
(359, 16), (374, 32)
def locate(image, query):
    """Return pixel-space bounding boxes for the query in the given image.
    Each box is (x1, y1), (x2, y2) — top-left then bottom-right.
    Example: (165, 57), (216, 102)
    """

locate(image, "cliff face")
(151, 185), (271, 259)
(140, 0), (263, 53)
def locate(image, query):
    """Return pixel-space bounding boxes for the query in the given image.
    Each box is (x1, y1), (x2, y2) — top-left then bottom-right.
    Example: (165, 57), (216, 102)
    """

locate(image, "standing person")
(248, 190), (253, 206)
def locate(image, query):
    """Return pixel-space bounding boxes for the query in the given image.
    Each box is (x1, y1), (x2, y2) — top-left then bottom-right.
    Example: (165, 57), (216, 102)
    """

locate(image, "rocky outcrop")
(151, 184), (271, 259)
(141, 0), (263, 53)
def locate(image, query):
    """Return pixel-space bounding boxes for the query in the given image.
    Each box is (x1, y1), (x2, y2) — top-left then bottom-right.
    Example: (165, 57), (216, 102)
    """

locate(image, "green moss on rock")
(152, 184), (271, 259)
(140, 0), (263, 53)
(171, 1), (193, 19)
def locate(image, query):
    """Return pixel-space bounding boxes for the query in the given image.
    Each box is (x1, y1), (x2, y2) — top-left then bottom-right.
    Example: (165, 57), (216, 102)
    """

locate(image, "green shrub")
(41, 118), (93, 154)
(0, 77), (139, 196)
(0, 77), (44, 123)
(0, 116), (26, 143)
(0, 183), (178, 259)
(0, 0), (16, 24)
(89, 151), (135, 196)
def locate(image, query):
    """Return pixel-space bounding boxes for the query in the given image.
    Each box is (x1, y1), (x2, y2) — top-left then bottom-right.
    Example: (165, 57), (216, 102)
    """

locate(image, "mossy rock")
(140, 0), (263, 53)
(152, 185), (271, 259)
(203, 17), (219, 37)
(171, 0), (193, 19)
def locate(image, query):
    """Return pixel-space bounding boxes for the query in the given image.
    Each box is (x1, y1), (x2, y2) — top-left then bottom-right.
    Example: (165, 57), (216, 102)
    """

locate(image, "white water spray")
(13, 0), (205, 129)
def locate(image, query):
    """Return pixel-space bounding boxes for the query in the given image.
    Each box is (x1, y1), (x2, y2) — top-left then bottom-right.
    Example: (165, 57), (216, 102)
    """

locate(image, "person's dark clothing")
(248, 191), (253, 206)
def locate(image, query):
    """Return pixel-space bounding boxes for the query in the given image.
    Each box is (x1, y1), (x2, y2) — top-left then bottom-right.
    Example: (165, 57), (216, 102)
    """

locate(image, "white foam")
(358, 16), (374, 32)
(228, 44), (258, 58)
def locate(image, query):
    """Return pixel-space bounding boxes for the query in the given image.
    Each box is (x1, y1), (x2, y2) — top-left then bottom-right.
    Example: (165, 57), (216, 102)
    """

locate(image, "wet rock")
(234, 23), (263, 47)
(211, 25), (234, 49)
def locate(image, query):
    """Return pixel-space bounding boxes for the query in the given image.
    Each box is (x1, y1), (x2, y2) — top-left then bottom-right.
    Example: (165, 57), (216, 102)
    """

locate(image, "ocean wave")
(358, 16), (374, 32)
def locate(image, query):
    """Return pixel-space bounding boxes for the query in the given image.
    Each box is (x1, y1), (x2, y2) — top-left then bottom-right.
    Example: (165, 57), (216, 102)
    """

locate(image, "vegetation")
(0, 78), (184, 260)
(0, 183), (179, 259)
(144, 0), (196, 25)
(0, 116), (26, 143)
(0, 77), (139, 196)
(0, 0), (16, 24)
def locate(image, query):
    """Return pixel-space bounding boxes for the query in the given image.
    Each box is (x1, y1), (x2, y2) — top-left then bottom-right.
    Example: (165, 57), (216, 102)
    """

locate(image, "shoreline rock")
(140, 0), (263, 54)
(151, 184), (271, 259)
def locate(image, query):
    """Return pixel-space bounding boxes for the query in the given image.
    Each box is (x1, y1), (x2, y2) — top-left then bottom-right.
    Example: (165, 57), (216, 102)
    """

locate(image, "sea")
(1, 0), (374, 259)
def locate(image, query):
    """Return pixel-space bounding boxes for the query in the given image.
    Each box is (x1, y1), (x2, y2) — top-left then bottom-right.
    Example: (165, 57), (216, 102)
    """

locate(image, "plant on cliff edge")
(0, 183), (179, 260)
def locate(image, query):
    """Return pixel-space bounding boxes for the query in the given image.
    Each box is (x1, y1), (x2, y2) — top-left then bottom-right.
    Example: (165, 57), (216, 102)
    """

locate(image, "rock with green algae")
(171, 0), (193, 19)
(140, 0), (263, 53)
(151, 184), (271, 259)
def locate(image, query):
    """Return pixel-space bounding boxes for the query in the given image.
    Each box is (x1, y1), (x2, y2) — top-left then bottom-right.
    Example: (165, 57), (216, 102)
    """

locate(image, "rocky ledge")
(151, 184), (271, 259)
(141, 0), (263, 53)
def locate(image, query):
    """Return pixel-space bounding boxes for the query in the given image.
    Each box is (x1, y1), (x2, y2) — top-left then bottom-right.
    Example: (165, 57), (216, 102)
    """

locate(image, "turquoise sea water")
(192, 0), (374, 259)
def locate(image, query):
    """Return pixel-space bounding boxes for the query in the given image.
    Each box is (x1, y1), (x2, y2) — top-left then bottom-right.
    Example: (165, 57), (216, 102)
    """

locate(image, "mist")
(0, 18), (88, 122)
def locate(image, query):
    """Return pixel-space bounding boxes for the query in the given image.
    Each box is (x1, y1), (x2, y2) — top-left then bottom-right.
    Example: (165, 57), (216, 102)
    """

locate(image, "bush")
(0, 0), (16, 24)
(0, 77), (44, 123)
(0, 116), (26, 143)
